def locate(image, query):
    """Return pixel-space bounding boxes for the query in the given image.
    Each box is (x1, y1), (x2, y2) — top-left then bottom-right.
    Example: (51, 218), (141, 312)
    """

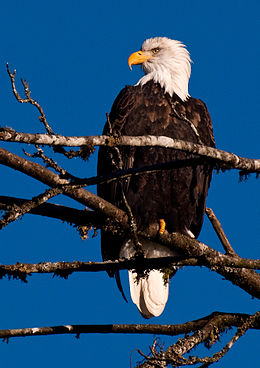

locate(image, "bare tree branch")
(0, 196), (258, 275)
(6, 64), (54, 134)
(136, 311), (260, 367)
(205, 208), (235, 255)
(0, 146), (259, 298)
(72, 158), (211, 186)
(158, 231), (260, 299)
(0, 254), (260, 280)
(0, 195), (100, 226)
(0, 311), (258, 340)
(6, 65), (91, 161)
(0, 129), (259, 172)
(24, 145), (70, 177)
(0, 146), (128, 226)
(0, 187), (64, 230)
(2, 62), (258, 367)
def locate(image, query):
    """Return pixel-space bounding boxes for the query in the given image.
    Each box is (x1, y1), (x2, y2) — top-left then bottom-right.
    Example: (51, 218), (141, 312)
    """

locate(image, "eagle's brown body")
(98, 80), (215, 266)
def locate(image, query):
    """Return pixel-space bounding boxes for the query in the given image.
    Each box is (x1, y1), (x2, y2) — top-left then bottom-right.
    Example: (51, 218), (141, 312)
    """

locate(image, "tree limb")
(0, 147), (259, 298)
(0, 188), (64, 230)
(2, 62), (258, 367)
(158, 231), (260, 299)
(136, 310), (260, 367)
(0, 129), (259, 172)
(0, 195), (100, 226)
(0, 311), (258, 340)
(0, 147), (128, 226)
(0, 254), (259, 286)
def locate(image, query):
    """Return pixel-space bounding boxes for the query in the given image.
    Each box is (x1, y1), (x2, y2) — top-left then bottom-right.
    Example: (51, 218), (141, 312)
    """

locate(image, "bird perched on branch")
(97, 37), (215, 318)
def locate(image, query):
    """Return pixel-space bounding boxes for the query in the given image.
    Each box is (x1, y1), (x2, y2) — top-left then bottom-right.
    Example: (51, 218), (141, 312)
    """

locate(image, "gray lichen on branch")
(136, 310), (260, 367)
(0, 235), (259, 299)
(0, 128), (259, 173)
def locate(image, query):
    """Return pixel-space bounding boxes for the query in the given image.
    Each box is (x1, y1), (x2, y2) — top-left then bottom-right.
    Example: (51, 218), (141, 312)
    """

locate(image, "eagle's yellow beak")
(128, 51), (152, 70)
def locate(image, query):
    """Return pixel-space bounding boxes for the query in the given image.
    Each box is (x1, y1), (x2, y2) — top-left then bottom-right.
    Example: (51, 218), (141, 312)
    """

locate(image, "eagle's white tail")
(120, 237), (178, 318)
(129, 269), (169, 318)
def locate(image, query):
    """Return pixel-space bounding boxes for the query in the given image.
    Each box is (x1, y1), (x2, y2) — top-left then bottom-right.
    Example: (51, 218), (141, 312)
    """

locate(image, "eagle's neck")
(136, 53), (191, 101)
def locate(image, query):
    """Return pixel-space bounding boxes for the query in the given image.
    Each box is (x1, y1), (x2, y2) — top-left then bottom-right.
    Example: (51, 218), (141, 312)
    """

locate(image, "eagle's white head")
(128, 37), (191, 101)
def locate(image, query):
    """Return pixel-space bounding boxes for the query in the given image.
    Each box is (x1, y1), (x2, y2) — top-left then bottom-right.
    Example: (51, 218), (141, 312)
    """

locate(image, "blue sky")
(0, 0), (259, 367)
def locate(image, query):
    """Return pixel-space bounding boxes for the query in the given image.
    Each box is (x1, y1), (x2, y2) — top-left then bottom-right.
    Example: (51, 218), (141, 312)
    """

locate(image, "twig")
(121, 189), (143, 254)
(6, 63), (54, 134)
(0, 195), (100, 226)
(0, 187), (64, 230)
(199, 310), (260, 365)
(106, 112), (124, 170)
(206, 208), (236, 255)
(166, 97), (203, 144)
(6, 65), (89, 161)
(6, 64), (93, 160)
(103, 114), (143, 254)
(25, 145), (78, 181)
(70, 158), (210, 186)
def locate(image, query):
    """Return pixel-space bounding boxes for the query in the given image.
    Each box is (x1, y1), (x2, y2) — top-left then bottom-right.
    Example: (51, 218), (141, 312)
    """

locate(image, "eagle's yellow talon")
(159, 219), (166, 234)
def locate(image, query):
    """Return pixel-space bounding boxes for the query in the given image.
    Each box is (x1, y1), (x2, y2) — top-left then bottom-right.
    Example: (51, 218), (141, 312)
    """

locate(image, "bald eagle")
(97, 37), (215, 318)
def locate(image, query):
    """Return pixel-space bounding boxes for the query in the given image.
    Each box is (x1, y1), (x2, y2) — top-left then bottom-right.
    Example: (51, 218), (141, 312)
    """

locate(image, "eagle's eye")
(151, 47), (160, 54)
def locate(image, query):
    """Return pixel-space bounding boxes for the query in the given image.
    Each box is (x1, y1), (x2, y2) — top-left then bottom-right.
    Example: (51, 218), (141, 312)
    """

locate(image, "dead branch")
(0, 254), (259, 280)
(205, 208), (235, 255)
(107, 128), (143, 254)
(0, 146), (128, 226)
(158, 232), (260, 299)
(6, 63), (54, 134)
(6, 65), (88, 161)
(21, 148), (215, 190)
(0, 311), (258, 340)
(136, 311), (260, 367)
(0, 195), (100, 226)
(0, 146), (259, 298)
(24, 145), (68, 175)
(1, 61), (258, 368)
(0, 187), (64, 230)
(0, 129), (259, 173)
(0, 311), (259, 368)
(70, 158), (210, 186)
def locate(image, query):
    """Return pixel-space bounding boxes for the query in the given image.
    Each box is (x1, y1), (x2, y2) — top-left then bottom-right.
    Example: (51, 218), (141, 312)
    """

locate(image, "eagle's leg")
(159, 219), (166, 235)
